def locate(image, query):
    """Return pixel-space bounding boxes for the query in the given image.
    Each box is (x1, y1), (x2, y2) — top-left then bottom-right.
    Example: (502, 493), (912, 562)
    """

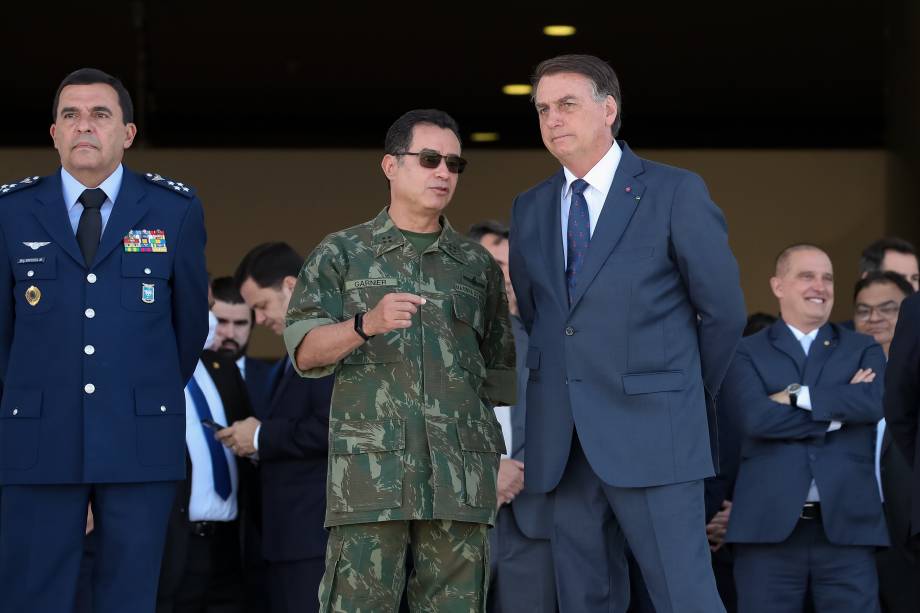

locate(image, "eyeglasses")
(854, 302), (901, 321)
(398, 149), (468, 174)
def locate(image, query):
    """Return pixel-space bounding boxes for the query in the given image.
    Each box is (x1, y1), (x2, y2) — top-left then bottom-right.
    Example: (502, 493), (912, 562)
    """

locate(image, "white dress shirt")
(560, 142), (622, 264)
(185, 360), (239, 522)
(61, 165), (123, 234)
(785, 324), (841, 503)
(493, 406), (513, 460)
(236, 355), (247, 380)
(875, 418), (886, 502)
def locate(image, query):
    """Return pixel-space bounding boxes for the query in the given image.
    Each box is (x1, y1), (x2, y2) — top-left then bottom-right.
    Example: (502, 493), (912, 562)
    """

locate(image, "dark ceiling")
(2, 1), (889, 149)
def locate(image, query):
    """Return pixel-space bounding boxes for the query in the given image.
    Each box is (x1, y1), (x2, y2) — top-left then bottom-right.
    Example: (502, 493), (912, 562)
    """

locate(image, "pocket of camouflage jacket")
(328, 418), (406, 512)
(457, 418), (505, 508)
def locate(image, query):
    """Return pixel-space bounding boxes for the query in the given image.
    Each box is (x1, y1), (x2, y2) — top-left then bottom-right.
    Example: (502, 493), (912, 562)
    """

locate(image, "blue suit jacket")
(884, 291), (920, 540)
(509, 142), (746, 491)
(505, 315), (553, 539)
(257, 359), (332, 561)
(243, 355), (274, 418)
(0, 168), (208, 484)
(724, 321), (888, 546)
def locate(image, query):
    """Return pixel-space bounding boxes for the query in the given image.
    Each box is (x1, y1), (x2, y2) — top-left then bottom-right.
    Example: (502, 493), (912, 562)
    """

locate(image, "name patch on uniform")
(17, 257), (44, 264)
(454, 284), (483, 300)
(124, 229), (167, 253)
(345, 278), (398, 290)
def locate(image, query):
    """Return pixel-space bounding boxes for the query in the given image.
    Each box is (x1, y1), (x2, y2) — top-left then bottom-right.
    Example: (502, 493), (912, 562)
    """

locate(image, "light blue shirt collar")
(786, 323), (820, 355)
(562, 140), (622, 200)
(60, 165), (124, 234)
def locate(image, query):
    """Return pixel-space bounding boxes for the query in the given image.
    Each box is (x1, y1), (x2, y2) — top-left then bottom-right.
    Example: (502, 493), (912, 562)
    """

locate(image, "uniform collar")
(61, 164), (124, 212)
(371, 207), (467, 264)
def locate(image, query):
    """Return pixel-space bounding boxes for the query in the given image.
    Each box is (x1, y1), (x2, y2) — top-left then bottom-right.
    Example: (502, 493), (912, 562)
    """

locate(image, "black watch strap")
(354, 311), (374, 341)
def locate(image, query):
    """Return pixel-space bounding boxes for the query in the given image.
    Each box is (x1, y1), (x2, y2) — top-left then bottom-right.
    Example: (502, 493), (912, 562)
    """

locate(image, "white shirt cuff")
(828, 421), (842, 432)
(796, 386), (812, 410)
(253, 424), (261, 451)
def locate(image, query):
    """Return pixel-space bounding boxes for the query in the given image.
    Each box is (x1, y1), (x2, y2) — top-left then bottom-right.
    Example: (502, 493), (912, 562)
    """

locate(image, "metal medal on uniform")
(142, 283), (155, 304)
(25, 285), (41, 306)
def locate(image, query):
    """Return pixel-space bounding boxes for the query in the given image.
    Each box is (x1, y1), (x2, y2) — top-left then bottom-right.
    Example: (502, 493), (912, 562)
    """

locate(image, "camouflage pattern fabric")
(318, 519), (490, 613)
(284, 208), (516, 528)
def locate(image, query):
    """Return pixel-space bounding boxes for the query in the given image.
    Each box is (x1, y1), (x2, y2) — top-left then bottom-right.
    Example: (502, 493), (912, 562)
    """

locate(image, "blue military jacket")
(0, 168), (208, 484)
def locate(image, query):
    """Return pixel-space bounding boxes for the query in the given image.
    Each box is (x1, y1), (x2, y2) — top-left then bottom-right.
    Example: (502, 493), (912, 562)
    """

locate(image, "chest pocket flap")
(122, 253), (171, 279)
(13, 253), (56, 281)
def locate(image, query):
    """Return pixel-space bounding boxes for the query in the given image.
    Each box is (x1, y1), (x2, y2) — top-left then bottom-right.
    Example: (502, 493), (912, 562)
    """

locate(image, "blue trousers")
(552, 436), (724, 613)
(0, 482), (176, 613)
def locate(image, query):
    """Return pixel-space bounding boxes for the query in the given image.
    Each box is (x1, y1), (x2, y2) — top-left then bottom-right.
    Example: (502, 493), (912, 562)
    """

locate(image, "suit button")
(144, 268), (151, 275)
(26, 270), (34, 278)
(85, 308), (95, 319)
(86, 273), (97, 284)
(809, 453), (816, 461)
(565, 326), (575, 336)
(84, 383), (96, 394)
(160, 405), (167, 413)
(12, 408), (18, 416)
(84, 345), (95, 355)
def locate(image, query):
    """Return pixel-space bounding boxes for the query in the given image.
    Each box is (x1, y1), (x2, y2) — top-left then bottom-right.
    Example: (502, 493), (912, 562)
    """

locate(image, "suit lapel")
(268, 358), (292, 417)
(32, 172), (85, 268)
(768, 321), (806, 375)
(536, 170), (569, 314)
(802, 324), (836, 386)
(569, 144), (645, 310)
(94, 169), (150, 268)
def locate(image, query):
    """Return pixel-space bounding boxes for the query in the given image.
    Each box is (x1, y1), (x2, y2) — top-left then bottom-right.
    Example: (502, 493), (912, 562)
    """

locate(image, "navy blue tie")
(566, 179), (591, 303)
(187, 376), (232, 500)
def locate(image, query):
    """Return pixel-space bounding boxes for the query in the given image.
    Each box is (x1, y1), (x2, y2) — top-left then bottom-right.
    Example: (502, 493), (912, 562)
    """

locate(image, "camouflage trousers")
(318, 519), (490, 613)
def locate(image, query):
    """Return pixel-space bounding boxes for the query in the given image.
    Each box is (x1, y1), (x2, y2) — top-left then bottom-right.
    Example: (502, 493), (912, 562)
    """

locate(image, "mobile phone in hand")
(201, 418), (227, 431)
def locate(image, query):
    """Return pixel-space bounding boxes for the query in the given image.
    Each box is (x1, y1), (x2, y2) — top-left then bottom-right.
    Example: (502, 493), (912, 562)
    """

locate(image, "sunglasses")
(398, 149), (468, 174)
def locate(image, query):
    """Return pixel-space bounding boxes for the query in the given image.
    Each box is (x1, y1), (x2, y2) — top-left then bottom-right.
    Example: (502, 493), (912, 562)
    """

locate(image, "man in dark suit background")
(0, 68), (208, 612)
(724, 245), (888, 613)
(852, 271), (917, 613)
(883, 271), (920, 599)
(156, 342), (256, 613)
(210, 276), (274, 418)
(509, 54), (746, 613)
(216, 242), (333, 613)
(470, 221), (557, 613)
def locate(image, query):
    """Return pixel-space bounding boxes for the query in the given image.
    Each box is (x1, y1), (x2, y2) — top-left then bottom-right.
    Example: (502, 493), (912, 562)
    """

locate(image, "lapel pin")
(823, 340), (830, 346)
(212, 361), (221, 369)
(625, 186), (632, 193)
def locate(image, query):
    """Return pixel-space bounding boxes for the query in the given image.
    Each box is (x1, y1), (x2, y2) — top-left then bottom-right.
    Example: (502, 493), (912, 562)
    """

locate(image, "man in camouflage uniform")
(283, 109), (516, 612)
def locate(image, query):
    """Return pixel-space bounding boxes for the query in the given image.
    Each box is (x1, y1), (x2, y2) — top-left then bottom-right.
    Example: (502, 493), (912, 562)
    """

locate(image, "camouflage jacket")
(284, 208), (516, 527)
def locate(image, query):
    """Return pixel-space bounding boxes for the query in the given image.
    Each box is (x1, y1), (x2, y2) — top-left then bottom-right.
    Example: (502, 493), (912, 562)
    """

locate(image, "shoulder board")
(144, 172), (196, 198)
(0, 176), (42, 197)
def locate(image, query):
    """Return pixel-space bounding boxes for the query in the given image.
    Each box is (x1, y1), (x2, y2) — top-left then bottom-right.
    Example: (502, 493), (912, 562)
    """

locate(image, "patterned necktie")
(76, 188), (106, 266)
(565, 179), (591, 303)
(187, 376), (232, 500)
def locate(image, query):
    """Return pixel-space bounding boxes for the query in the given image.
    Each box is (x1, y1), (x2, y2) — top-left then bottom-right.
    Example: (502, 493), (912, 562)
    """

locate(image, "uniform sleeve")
(479, 258), (516, 408)
(283, 239), (346, 379)
(171, 197), (209, 384)
(0, 223), (13, 392)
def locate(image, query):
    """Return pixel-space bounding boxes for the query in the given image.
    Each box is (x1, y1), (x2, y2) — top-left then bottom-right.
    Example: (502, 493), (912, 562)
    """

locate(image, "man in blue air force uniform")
(0, 67), (208, 613)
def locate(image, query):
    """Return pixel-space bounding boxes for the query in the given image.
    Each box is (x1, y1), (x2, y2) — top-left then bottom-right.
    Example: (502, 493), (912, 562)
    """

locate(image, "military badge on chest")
(123, 229), (167, 253)
(25, 285), (41, 306)
(142, 283), (155, 304)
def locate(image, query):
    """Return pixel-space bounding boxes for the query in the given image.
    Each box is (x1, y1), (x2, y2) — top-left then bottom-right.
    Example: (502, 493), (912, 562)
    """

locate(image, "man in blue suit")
(0, 68), (208, 612)
(724, 245), (888, 613)
(217, 242), (332, 613)
(509, 54), (746, 613)
(470, 221), (557, 613)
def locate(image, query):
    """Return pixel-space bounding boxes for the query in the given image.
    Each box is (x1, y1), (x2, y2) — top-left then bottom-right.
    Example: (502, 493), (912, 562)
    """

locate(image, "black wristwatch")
(353, 311), (375, 341)
(785, 383), (802, 408)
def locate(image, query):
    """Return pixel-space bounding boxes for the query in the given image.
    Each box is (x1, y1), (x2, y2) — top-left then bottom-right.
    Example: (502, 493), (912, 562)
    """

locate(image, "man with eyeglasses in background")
(283, 109), (516, 611)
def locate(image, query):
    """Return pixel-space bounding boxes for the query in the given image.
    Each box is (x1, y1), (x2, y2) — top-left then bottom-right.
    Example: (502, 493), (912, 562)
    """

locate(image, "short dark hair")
(467, 220), (509, 243)
(853, 270), (915, 302)
(774, 243), (828, 277)
(52, 67), (134, 124)
(211, 276), (245, 304)
(384, 109), (462, 156)
(858, 237), (917, 274)
(743, 312), (778, 337)
(234, 242), (303, 290)
(532, 54), (623, 137)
